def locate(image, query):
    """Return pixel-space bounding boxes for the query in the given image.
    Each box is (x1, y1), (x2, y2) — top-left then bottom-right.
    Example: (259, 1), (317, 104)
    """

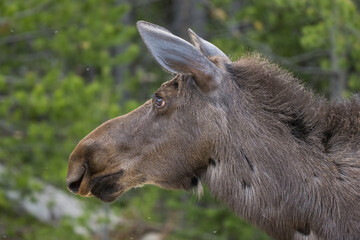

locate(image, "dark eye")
(154, 96), (165, 108)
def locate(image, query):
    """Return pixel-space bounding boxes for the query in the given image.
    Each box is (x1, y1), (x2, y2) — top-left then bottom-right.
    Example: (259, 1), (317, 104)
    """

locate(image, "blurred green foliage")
(0, 0), (359, 239)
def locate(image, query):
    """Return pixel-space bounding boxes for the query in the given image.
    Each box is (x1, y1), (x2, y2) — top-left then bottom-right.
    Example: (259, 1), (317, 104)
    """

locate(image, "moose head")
(66, 21), (233, 202)
(67, 21), (360, 239)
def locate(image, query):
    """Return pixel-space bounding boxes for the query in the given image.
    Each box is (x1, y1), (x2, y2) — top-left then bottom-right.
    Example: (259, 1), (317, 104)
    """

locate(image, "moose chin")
(66, 21), (360, 240)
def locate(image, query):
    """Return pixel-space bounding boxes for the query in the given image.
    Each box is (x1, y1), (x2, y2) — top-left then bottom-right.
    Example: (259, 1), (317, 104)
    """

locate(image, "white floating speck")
(9, 29), (14, 33)
(86, 68), (90, 71)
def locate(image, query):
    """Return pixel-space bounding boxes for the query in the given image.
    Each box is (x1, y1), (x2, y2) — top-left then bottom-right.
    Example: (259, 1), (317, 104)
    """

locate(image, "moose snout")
(66, 140), (98, 195)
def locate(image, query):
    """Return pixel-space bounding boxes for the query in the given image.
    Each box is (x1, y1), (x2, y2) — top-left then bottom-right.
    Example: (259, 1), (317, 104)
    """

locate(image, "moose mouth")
(90, 170), (125, 202)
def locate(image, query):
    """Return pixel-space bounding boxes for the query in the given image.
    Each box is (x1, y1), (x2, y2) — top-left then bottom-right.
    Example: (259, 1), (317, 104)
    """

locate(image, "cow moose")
(66, 21), (360, 239)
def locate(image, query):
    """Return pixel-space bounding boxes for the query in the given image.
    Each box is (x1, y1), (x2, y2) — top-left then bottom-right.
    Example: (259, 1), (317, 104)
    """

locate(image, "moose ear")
(136, 21), (222, 92)
(188, 29), (230, 64)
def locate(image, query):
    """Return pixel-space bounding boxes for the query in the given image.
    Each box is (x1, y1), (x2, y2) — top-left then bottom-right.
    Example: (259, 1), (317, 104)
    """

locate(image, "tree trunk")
(172, 0), (207, 41)
(172, 0), (194, 38)
(330, 0), (346, 100)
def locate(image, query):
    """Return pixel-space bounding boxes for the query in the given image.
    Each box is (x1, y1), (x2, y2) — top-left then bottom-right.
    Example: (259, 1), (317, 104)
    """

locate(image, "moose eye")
(154, 96), (165, 108)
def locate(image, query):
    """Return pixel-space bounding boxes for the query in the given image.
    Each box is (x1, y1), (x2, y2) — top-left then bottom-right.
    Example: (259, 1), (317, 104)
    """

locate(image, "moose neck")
(202, 57), (337, 239)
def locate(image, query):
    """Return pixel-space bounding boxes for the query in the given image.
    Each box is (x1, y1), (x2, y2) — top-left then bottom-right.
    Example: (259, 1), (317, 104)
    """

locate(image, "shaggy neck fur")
(202, 56), (360, 240)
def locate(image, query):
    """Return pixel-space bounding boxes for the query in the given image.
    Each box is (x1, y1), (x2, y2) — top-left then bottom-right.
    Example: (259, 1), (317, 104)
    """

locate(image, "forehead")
(160, 75), (179, 88)
(155, 75), (187, 96)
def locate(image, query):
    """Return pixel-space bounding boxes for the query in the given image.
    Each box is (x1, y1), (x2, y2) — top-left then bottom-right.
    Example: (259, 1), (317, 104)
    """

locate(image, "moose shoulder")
(66, 21), (360, 240)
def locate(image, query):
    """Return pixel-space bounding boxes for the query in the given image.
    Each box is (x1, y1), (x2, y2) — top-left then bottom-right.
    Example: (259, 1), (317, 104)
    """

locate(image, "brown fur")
(204, 55), (360, 239)
(67, 48), (360, 239)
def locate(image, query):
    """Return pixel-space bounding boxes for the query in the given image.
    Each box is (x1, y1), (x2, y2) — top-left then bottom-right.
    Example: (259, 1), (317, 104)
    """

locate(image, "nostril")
(66, 166), (86, 194)
(67, 177), (83, 194)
